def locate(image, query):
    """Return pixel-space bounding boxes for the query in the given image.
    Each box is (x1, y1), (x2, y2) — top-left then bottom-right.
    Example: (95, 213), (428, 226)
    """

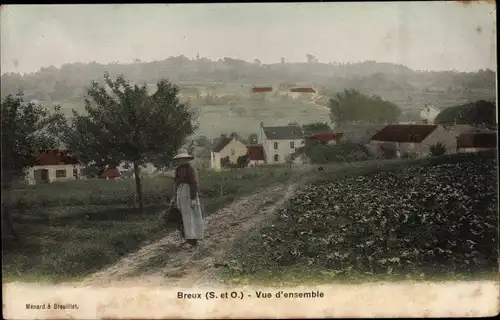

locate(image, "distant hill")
(1, 57), (496, 106)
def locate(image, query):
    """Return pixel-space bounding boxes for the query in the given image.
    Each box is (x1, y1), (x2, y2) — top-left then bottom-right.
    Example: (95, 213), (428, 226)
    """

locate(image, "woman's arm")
(188, 165), (200, 200)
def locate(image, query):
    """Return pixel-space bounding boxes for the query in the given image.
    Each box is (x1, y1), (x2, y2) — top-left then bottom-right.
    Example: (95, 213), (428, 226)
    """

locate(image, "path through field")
(77, 181), (301, 288)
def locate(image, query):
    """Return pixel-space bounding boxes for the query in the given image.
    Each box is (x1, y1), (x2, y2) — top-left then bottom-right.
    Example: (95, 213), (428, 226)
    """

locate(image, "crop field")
(2, 165), (294, 282)
(224, 151), (499, 284)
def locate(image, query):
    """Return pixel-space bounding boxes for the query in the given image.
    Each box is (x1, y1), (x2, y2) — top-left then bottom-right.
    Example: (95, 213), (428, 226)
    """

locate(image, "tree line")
(2, 57), (495, 103)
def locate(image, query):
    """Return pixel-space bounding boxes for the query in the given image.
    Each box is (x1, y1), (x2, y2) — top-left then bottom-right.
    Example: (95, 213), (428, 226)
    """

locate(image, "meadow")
(223, 151), (499, 285)
(2, 165), (294, 283)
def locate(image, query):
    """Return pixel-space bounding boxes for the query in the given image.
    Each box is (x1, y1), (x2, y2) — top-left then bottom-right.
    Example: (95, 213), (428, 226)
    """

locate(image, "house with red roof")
(100, 167), (121, 180)
(288, 87), (317, 100)
(25, 149), (84, 185)
(307, 132), (344, 145)
(251, 86), (273, 94)
(457, 132), (497, 153)
(369, 124), (461, 158)
(247, 145), (266, 167)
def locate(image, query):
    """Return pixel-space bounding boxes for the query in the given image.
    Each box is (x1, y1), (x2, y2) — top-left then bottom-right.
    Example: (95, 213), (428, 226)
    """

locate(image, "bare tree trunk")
(133, 161), (144, 212)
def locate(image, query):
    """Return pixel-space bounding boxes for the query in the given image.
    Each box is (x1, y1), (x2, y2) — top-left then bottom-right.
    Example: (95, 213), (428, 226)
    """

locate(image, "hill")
(1, 58), (496, 137)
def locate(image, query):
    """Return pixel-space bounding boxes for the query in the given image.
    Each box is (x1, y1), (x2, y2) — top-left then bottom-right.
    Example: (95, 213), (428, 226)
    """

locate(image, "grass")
(2, 165), (294, 283)
(221, 151), (499, 285)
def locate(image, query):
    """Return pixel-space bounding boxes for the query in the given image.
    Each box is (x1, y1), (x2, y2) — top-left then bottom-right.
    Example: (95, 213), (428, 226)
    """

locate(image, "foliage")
(248, 133), (259, 145)
(302, 122), (331, 135)
(328, 89), (401, 124)
(1, 59), (495, 104)
(434, 100), (496, 128)
(220, 156), (231, 168)
(299, 139), (373, 164)
(1, 94), (65, 241)
(429, 142), (446, 157)
(378, 142), (398, 159)
(1, 94), (64, 187)
(226, 152), (498, 279)
(237, 154), (250, 168)
(195, 135), (210, 147)
(58, 72), (196, 209)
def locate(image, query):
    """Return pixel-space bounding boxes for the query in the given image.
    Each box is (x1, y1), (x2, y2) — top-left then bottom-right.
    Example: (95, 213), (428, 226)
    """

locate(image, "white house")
(210, 136), (248, 170)
(420, 104), (442, 124)
(259, 123), (305, 164)
(25, 150), (84, 185)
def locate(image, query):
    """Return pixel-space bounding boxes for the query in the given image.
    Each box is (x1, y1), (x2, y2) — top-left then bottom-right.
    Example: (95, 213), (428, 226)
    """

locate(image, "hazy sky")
(1, 2), (497, 74)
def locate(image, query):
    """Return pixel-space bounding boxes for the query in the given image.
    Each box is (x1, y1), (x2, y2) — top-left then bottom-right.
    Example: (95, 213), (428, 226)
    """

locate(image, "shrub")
(379, 142), (398, 159)
(429, 142), (446, 157)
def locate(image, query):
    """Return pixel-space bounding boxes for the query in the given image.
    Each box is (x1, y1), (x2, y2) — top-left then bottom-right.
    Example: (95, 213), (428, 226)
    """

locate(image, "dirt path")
(77, 182), (300, 288)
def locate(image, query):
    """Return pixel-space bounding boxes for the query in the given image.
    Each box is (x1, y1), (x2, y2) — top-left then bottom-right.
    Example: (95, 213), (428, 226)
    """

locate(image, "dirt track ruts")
(76, 182), (300, 288)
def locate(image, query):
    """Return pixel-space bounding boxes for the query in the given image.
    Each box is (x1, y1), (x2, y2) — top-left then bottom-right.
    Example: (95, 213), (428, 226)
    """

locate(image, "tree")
(281, 57), (286, 64)
(59, 72), (196, 211)
(328, 89), (401, 125)
(195, 135), (210, 147)
(248, 133), (259, 145)
(302, 122), (331, 135)
(254, 58), (262, 66)
(306, 53), (316, 63)
(434, 100), (496, 128)
(236, 153), (250, 168)
(1, 94), (64, 241)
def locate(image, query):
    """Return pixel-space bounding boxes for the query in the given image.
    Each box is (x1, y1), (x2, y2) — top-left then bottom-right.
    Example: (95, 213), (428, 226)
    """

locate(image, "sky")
(0, 2), (497, 74)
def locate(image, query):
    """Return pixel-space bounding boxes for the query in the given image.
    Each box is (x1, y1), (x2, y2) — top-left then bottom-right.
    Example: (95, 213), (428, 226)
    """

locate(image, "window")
(274, 154), (279, 162)
(73, 168), (79, 179)
(56, 169), (67, 178)
(273, 142), (279, 150)
(290, 141), (295, 149)
(231, 148), (235, 155)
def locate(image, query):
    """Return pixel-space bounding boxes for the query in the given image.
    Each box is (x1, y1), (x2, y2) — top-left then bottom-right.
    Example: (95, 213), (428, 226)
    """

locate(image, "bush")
(378, 142), (398, 159)
(429, 142), (446, 157)
(304, 141), (373, 164)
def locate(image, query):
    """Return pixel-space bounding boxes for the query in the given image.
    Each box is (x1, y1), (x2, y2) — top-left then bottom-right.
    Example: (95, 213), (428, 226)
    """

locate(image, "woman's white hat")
(173, 149), (194, 160)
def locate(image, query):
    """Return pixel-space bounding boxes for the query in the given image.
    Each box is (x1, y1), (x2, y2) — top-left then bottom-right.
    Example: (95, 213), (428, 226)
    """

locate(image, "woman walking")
(171, 149), (204, 248)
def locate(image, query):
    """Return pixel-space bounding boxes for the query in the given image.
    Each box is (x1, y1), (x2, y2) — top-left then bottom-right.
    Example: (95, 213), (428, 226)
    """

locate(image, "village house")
(368, 124), (466, 158)
(307, 131), (344, 145)
(25, 149), (83, 185)
(100, 167), (121, 180)
(456, 132), (497, 153)
(210, 136), (248, 171)
(259, 123), (305, 164)
(288, 87), (317, 100)
(247, 145), (266, 167)
(420, 104), (442, 124)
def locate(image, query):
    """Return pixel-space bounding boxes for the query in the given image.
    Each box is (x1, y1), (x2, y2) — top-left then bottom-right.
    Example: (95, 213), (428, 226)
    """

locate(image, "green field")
(43, 84), (495, 139)
(222, 151), (499, 285)
(2, 165), (294, 283)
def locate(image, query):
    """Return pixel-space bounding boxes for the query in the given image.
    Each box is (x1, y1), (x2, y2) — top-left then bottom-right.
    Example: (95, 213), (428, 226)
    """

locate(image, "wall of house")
(248, 160), (265, 167)
(420, 106), (440, 124)
(264, 138), (304, 164)
(458, 147), (497, 153)
(210, 152), (222, 171)
(26, 164), (83, 185)
(219, 139), (248, 163)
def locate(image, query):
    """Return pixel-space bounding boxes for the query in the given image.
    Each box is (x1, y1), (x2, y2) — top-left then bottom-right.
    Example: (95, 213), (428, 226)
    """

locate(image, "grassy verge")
(2, 165), (294, 283)
(222, 151), (499, 285)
